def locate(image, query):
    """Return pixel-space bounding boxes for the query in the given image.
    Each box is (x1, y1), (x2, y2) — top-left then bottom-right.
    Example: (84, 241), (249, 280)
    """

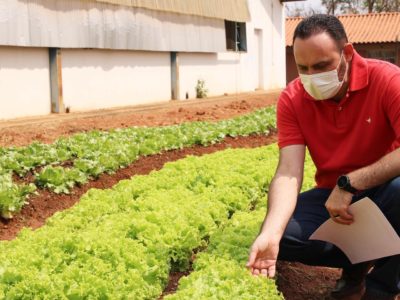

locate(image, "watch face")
(337, 175), (348, 188)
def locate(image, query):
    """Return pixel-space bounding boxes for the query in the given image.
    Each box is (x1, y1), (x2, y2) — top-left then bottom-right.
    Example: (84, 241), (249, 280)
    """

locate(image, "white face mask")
(299, 53), (348, 101)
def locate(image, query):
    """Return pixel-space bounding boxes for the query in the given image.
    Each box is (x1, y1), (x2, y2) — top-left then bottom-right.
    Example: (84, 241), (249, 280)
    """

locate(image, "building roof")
(286, 12), (400, 46)
(95, 0), (250, 22)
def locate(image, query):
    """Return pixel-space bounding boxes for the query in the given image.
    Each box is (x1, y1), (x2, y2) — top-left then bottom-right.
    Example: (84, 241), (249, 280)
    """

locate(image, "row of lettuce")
(0, 145), (315, 299)
(0, 106), (276, 218)
(167, 148), (315, 299)
(165, 209), (281, 299)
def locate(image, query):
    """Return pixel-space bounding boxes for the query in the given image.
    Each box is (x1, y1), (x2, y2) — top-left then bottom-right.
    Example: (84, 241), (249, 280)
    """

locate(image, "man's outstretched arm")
(247, 144), (305, 278)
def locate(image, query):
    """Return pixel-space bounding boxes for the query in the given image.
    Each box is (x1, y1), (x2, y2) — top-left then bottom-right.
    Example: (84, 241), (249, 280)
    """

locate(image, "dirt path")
(0, 91), (341, 300)
(0, 90), (280, 147)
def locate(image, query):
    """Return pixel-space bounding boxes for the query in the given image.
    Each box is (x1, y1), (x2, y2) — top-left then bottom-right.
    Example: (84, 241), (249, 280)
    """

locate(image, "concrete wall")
(0, 46), (51, 120)
(178, 52), (241, 99)
(62, 49), (171, 111)
(251, 0), (286, 90)
(0, 0), (286, 119)
(178, 0), (286, 99)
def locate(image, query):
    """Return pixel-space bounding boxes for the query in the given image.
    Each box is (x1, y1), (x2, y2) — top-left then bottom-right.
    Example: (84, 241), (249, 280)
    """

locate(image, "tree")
(365, 0), (375, 12)
(321, 0), (362, 14)
(320, 0), (400, 14)
(370, 0), (400, 12)
(340, 0), (363, 13)
(321, 0), (339, 14)
(285, 2), (322, 17)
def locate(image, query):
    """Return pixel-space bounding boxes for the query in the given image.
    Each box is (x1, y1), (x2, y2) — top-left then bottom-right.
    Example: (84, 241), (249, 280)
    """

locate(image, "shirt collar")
(302, 49), (369, 101)
(348, 50), (369, 92)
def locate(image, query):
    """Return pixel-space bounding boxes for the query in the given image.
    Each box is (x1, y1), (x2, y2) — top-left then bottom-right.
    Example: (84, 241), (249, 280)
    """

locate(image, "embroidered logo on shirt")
(366, 117), (372, 124)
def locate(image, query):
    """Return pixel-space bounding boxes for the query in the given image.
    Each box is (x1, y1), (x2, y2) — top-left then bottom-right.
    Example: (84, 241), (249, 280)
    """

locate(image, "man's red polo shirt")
(278, 51), (400, 188)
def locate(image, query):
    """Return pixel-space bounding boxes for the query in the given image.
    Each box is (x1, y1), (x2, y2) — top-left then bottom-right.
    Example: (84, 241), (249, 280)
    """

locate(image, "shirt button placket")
(334, 105), (343, 128)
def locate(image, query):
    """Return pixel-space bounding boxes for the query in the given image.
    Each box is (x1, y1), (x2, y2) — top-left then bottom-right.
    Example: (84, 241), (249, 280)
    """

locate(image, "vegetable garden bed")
(0, 95), (341, 299)
(0, 107), (276, 218)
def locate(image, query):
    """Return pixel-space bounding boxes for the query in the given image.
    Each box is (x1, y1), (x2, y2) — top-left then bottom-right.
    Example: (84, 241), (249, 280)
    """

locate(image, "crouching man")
(247, 14), (400, 300)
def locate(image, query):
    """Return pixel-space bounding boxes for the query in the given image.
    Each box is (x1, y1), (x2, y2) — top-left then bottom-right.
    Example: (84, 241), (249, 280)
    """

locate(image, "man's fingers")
(267, 264), (276, 278)
(330, 211), (353, 225)
(333, 216), (353, 225)
(330, 210), (353, 221)
(246, 248), (258, 268)
(341, 210), (353, 220)
(251, 268), (267, 276)
(257, 260), (274, 269)
(330, 212), (340, 221)
(251, 266), (276, 278)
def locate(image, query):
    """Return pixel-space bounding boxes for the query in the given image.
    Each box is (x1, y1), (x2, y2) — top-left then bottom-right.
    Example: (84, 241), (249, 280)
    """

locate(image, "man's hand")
(325, 186), (354, 225)
(246, 233), (279, 278)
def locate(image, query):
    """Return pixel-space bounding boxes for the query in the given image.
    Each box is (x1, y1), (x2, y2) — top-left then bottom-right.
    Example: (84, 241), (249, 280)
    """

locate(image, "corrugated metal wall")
(0, 0), (226, 52)
(95, 0), (250, 22)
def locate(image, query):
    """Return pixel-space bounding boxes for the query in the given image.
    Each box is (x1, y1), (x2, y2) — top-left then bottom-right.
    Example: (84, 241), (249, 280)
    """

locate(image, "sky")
(284, 0), (326, 15)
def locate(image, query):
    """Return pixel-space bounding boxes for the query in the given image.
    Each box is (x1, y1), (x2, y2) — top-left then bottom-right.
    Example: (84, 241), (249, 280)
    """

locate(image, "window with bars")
(225, 20), (247, 52)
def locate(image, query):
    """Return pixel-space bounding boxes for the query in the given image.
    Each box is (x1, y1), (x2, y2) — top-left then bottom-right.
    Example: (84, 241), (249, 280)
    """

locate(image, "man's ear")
(343, 43), (354, 62)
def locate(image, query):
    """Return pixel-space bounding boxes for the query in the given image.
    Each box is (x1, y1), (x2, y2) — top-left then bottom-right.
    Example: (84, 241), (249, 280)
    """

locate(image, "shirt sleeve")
(277, 90), (305, 149)
(383, 72), (400, 142)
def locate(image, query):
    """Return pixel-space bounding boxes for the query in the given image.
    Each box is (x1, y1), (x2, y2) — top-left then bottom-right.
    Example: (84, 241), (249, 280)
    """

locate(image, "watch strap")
(337, 175), (358, 194)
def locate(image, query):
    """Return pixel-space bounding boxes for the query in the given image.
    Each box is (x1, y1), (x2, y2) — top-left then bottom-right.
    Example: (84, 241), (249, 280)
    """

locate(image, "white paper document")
(309, 197), (400, 264)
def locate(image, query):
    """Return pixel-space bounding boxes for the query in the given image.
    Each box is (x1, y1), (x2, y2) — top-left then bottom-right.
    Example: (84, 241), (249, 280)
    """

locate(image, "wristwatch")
(337, 175), (358, 194)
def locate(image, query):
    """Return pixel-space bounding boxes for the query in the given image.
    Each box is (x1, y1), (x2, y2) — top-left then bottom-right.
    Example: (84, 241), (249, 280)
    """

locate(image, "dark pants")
(278, 177), (400, 294)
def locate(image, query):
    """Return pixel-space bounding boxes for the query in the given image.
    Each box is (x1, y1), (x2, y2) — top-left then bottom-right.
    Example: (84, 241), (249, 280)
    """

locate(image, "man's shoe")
(331, 277), (365, 299)
(361, 288), (399, 300)
(331, 261), (375, 299)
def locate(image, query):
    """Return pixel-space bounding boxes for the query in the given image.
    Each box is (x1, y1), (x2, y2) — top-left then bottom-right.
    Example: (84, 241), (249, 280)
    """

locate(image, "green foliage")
(166, 153), (316, 300)
(166, 209), (283, 300)
(0, 142), (72, 177)
(166, 256), (282, 300)
(35, 166), (88, 194)
(0, 145), (290, 298)
(0, 174), (36, 219)
(195, 79), (208, 98)
(0, 144), (317, 297)
(302, 150), (317, 191)
(0, 106), (276, 197)
(0, 105), (276, 217)
(321, 0), (400, 14)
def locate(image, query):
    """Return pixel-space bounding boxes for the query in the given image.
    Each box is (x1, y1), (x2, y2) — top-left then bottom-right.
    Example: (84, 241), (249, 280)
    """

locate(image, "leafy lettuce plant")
(35, 166), (87, 194)
(0, 174), (36, 219)
(0, 145), (290, 298)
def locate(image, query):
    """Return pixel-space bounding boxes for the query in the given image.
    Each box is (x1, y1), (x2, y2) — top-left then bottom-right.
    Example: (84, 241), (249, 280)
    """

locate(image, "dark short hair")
(293, 14), (348, 50)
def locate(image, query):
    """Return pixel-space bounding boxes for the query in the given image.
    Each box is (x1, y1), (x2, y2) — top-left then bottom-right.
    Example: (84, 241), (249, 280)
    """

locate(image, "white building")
(0, 0), (287, 120)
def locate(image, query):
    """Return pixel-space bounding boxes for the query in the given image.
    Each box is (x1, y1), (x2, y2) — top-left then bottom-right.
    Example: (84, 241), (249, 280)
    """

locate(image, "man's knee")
(279, 233), (350, 268)
(278, 233), (311, 262)
(279, 223), (325, 262)
(385, 177), (400, 194)
(370, 177), (400, 235)
(279, 233), (334, 266)
(373, 177), (400, 207)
